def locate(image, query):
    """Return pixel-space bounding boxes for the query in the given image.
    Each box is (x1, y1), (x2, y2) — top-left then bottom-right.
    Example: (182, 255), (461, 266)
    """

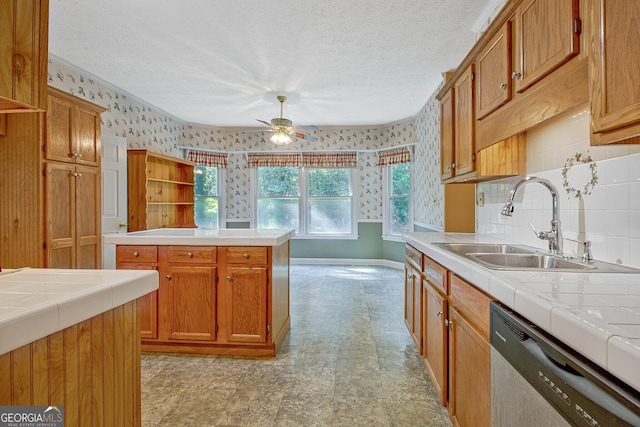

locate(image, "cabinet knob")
(226, 276), (231, 281)
(166, 274), (171, 280)
(437, 311), (443, 317)
(133, 251), (139, 257)
(499, 82), (507, 89)
(119, 223), (127, 228)
(72, 172), (82, 177)
(444, 319), (450, 327)
(451, 163), (456, 169)
(511, 71), (522, 80)
(187, 252), (193, 258)
(243, 253), (249, 259)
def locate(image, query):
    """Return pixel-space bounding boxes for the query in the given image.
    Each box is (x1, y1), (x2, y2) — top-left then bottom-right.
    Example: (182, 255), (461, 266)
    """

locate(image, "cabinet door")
(74, 165), (100, 268)
(590, 0), (640, 135)
(165, 266), (217, 342)
(0, 0), (47, 111)
(423, 283), (448, 406)
(46, 94), (75, 163)
(449, 307), (491, 427)
(45, 162), (75, 268)
(440, 89), (455, 180)
(514, 0), (579, 93)
(75, 105), (100, 166)
(116, 260), (159, 340)
(476, 22), (512, 120)
(453, 65), (475, 177)
(224, 267), (268, 344)
(404, 261), (422, 353)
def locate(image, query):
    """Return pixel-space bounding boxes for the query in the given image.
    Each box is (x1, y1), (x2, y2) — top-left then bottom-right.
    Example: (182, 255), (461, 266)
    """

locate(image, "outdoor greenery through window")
(388, 162), (411, 235)
(256, 167), (355, 235)
(194, 166), (219, 228)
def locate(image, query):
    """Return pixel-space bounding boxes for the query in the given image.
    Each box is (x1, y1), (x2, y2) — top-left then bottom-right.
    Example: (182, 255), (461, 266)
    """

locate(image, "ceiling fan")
(257, 95), (319, 145)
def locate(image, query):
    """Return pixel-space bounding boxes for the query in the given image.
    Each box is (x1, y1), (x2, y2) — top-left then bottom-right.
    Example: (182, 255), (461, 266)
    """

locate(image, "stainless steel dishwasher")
(490, 301), (640, 426)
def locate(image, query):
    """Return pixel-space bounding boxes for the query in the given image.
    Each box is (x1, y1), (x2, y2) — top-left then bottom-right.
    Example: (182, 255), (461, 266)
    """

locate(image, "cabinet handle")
(499, 82), (507, 89)
(165, 274), (171, 280)
(243, 253), (249, 259)
(133, 251), (139, 257)
(72, 172), (82, 177)
(444, 319), (450, 327)
(187, 252), (193, 258)
(226, 276), (231, 281)
(451, 163), (456, 169)
(511, 71), (522, 80)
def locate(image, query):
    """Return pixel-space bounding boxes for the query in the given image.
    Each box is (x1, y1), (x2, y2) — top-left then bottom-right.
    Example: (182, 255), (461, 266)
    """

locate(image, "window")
(194, 166), (224, 229)
(254, 166), (357, 237)
(385, 162), (412, 236)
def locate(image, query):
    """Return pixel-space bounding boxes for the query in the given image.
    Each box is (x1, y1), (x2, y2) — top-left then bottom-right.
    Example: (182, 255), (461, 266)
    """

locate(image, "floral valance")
(187, 150), (228, 167)
(247, 153), (302, 167)
(376, 147), (412, 166)
(247, 152), (358, 168)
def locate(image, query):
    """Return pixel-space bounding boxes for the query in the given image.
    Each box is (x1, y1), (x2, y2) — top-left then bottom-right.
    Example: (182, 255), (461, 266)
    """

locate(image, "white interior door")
(101, 133), (128, 269)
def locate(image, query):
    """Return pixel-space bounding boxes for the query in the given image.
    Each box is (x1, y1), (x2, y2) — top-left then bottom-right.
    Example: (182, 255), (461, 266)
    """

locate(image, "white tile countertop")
(0, 268), (159, 355)
(103, 228), (295, 246)
(403, 232), (640, 392)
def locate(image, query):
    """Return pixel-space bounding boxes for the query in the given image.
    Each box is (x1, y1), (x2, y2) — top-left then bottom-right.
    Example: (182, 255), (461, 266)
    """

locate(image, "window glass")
(388, 162), (411, 235)
(194, 166), (219, 229)
(257, 167), (300, 232)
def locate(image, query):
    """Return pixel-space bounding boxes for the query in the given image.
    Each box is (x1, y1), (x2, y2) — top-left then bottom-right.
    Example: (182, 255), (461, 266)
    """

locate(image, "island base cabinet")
(0, 300), (142, 426)
(223, 267), (268, 343)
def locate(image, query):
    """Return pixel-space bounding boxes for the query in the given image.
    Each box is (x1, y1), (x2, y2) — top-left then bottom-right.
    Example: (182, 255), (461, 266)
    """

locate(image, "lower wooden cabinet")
(408, 245), (493, 427)
(116, 243), (290, 357)
(404, 259), (423, 353)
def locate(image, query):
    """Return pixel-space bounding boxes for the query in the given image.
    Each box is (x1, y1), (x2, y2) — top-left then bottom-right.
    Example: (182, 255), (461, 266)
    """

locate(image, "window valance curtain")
(247, 153), (302, 167)
(247, 152), (358, 168)
(187, 150), (228, 167)
(376, 147), (412, 166)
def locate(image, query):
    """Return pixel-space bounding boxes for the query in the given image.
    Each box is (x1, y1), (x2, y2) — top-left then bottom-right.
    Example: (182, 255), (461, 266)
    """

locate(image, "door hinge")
(471, 72), (475, 81)
(266, 324), (270, 333)
(215, 325), (219, 333)
(42, 144), (46, 153)
(574, 18), (582, 35)
(43, 242), (47, 250)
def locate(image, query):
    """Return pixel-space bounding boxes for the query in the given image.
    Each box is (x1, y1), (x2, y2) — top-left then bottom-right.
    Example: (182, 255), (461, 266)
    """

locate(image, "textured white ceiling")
(48, 0), (490, 128)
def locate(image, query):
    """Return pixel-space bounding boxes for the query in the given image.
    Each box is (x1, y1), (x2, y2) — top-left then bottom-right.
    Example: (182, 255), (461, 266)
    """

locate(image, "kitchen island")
(104, 228), (294, 357)
(0, 268), (158, 426)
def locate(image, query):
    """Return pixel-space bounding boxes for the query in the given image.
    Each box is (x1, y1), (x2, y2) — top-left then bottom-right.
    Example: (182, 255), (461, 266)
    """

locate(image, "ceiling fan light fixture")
(270, 130), (292, 145)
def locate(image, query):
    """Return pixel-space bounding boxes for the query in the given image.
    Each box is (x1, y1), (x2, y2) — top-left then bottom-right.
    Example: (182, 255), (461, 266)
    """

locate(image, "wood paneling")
(0, 300), (141, 426)
(476, 133), (526, 177)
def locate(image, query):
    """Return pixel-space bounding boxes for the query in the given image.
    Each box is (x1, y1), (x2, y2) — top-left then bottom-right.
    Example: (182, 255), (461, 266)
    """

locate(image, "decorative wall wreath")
(561, 151), (598, 199)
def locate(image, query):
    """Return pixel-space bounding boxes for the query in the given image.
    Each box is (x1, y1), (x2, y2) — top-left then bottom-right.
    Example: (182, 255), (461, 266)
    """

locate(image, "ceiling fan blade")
(293, 132), (318, 142)
(294, 125), (319, 131)
(256, 119), (275, 128)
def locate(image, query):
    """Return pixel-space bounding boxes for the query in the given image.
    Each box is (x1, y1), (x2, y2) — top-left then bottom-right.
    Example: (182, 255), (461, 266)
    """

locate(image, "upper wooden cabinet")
(512, 0), (580, 93)
(589, 0), (640, 145)
(440, 89), (455, 181)
(453, 65), (476, 178)
(476, 22), (512, 120)
(0, 0), (49, 112)
(46, 88), (102, 166)
(127, 150), (196, 232)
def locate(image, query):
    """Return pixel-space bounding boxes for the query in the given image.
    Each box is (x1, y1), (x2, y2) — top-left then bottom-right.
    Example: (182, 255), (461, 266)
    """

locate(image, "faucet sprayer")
(501, 176), (563, 255)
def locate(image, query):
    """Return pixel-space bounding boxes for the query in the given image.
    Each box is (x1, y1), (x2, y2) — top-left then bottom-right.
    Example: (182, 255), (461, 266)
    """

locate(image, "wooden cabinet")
(116, 246), (159, 340)
(453, 65), (475, 178)
(45, 162), (101, 268)
(408, 245), (493, 426)
(512, 0), (580, 93)
(115, 243), (291, 357)
(44, 88), (104, 269)
(127, 150), (196, 232)
(476, 23), (512, 120)
(404, 245), (423, 353)
(589, 0), (640, 145)
(440, 89), (455, 181)
(0, 0), (49, 112)
(46, 88), (101, 166)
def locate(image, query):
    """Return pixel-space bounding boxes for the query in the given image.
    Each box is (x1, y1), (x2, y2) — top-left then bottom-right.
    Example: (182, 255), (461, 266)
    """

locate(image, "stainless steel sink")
(467, 253), (595, 271)
(432, 242), (640, 273)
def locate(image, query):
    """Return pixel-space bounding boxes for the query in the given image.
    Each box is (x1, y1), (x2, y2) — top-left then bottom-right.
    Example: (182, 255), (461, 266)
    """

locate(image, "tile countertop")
(403, 232), (640, 392)
(0, 268), (159, 355)
(103, 228), (296, 246)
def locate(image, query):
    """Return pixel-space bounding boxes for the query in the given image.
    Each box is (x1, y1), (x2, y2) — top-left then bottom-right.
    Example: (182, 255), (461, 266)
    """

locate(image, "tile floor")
(141, 264), (452, 426)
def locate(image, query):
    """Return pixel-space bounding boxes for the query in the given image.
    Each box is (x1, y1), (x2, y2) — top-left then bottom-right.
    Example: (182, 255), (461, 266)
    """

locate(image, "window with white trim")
(379, 147), (412, 237)
(188, 151), (227, 229)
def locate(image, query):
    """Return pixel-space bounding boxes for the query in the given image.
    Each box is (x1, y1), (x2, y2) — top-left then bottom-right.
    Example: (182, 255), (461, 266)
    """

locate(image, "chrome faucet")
(501, 176), (563, 255)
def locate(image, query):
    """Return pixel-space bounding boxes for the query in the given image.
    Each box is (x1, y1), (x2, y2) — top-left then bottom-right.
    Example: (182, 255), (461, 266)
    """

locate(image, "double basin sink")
(432, 243), (640, 273)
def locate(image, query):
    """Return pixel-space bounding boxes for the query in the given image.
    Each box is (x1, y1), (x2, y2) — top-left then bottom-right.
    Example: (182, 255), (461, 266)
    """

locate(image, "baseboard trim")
(290, 258), (403, 270)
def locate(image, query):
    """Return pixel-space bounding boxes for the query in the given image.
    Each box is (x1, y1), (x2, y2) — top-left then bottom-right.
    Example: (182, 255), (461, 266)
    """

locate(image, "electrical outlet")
(477, 192), (485, 207)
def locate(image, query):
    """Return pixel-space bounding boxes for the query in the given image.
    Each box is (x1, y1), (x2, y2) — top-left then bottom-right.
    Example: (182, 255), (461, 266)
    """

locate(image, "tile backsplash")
(477, 107), (640, 268)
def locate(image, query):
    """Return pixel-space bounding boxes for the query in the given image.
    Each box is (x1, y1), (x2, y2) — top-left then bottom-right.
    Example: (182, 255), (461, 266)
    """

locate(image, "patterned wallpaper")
(412, 83), (445, 230)
(48, 57), (444, 225)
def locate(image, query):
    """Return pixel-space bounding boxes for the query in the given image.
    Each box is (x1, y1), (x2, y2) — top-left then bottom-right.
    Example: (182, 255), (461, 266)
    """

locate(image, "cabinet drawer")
(450, 274), (492, 340)
(116, 245), (157, 263)
(226, 247), (268, 264)
(424, 256), (448, 295)
(166, 246), (217, 263)
(405, 245), (423, 270)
